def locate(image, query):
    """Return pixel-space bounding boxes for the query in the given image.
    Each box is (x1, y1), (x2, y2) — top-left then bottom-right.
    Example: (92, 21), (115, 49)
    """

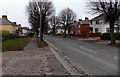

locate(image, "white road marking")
(79, 46), (97, 53)
(114, 56), (118, 59)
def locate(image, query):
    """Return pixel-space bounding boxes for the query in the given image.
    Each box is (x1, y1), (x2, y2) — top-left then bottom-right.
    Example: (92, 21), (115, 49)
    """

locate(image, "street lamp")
(38, 4), (42, 42)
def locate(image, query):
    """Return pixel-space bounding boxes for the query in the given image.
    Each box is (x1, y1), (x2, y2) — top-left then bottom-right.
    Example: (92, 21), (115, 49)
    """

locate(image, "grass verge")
(2, 38), (31, 52)
(37, 39), (48, 48)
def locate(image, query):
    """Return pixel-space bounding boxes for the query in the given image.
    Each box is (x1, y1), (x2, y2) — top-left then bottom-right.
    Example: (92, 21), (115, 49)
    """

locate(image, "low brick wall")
(89, 33), (101, 37)
(56, 33), (101, 38)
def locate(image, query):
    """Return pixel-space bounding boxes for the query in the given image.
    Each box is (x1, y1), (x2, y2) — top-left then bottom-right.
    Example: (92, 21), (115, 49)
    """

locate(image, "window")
(115, 27), (120, 32)
(106, 28), (110, 32)
(90, 21), (92, 25)
(95, 28), (99, 33)
(105, 18), (108, 22)
(78, 25), (80, 28)
(78, 30), (80, 34)
(96, 20), (99, 24)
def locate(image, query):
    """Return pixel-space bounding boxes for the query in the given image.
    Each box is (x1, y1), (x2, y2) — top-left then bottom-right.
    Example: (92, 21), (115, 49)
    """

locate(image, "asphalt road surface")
(44, 35), (118, 75)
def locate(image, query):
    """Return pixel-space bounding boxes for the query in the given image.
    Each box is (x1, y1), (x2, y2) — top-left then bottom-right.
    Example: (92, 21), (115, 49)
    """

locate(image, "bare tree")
(87, 0), (120, 44)
(26, 0), (55, 42)
(58, 8), (77, 36)
(49, 15), (60, 35)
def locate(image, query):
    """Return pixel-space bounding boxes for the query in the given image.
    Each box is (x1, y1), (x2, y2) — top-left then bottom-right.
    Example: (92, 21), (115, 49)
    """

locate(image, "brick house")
(68, 17), (90, 37)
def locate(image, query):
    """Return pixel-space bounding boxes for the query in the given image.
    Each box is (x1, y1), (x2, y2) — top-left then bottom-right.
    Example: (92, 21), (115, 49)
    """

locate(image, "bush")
(114, 33), (120, 40)
(2, 31), (18, 41)
(99, 33), (120, 40)
(28, 33), (34, 37)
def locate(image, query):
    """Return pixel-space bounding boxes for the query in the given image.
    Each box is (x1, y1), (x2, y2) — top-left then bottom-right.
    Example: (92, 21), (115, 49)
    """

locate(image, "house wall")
(22, 29), (28, 34)
(90, 21), (120, 33)
(90, 16), (120, 33)
(0, 25), (17, 32)
(80, 24), (90, 34)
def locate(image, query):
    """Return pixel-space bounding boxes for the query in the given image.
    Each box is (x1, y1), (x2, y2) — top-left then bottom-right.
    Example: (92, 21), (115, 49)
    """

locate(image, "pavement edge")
(45, 40), (82, 75)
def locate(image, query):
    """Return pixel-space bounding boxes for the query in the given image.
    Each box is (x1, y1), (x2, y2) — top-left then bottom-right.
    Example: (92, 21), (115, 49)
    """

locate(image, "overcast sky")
(0, 0), (96, 28)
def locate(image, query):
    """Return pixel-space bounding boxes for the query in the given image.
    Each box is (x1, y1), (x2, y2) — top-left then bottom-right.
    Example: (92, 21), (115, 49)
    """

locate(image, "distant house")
(0, 15), (18, 33)
(90, 14), (120, 33)
(21, 27), (30, 34)
(68, 17), (90, 37)
(47, 27), (52, 33)
(56, 26), (64, 34)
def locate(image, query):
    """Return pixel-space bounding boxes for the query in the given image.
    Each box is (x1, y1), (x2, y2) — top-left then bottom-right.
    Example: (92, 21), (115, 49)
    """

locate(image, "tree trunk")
(53, 25), (56, 36)
(64, 26), (67, 37)
(110, 21), (116, 44)
(36, 29), (39, 37)
(39, 16), (45, 43)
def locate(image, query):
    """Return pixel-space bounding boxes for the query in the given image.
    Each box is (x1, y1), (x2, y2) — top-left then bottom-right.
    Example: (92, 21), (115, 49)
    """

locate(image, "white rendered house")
(90, 14), (120, 33)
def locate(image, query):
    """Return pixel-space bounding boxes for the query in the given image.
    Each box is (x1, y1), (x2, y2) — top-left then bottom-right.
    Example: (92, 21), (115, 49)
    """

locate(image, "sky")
(0, 0), (96, 28)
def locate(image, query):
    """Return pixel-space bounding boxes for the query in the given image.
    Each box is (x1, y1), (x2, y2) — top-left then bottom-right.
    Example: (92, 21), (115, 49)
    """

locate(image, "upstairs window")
(90, 21), (92, 25)
(105, 17), (108, 22)
(96, 20), (99, 24)
(78, 25), (80, 28)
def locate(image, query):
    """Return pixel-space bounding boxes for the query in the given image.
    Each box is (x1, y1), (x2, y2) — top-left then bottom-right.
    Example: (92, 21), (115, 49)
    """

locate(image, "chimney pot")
(78, 19), (82, 21)
(18, 24), (21, 26)
(13, 22), (16, 25)
(2, 15), (7, 20)
(85, 17), (89, 20)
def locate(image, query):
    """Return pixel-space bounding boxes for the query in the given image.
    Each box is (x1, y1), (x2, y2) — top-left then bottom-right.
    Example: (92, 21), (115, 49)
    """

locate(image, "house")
(0, 15), (18, 33)
(68, 17), (90, 37)
(90, 14), (120, 33)
(56, 26), (64, 34)
(21, 27), (30, 34)
(47, 27), (52, 33)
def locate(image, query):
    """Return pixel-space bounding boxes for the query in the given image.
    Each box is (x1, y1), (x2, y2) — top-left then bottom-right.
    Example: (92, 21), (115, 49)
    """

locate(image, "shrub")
(28, 33), (34, 37)
(2, 31), (18, 41)
(99, 33), (120, 40)
(114, 32), (120, 40)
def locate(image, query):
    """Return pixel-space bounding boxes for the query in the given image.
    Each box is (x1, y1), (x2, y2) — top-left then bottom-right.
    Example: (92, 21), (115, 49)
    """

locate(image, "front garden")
(1, 31), (31, 52)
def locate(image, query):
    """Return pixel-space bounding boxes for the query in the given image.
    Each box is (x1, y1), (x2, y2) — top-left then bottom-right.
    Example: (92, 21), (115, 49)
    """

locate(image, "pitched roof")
(81, 20), (89, 25)
(90, 13), (120, 25)
(0, 18), (16, 26)
(90, 13), (106, 21)
(69, 22), (77, 27)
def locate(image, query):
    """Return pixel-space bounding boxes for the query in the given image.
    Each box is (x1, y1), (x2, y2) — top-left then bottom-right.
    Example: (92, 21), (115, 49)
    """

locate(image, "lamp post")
(38, 4), (42, 42)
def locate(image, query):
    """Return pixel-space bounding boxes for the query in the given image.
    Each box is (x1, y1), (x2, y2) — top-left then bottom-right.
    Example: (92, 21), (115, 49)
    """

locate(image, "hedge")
(99, 33), (120, 40)
(2, 31), (18, 41)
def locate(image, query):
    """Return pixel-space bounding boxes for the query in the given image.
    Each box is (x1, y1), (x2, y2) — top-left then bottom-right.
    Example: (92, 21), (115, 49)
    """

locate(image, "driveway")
(44, 35), (118, 75)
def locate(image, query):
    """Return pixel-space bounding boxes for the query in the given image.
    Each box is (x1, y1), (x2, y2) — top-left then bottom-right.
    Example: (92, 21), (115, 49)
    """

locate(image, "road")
(44, 35), (118, 75)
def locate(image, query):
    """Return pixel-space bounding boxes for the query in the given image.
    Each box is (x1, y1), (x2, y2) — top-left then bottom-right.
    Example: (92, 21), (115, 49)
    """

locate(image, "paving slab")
(2, 55), (52, 75)
(23, 38), (38, 51)
(2, 37), (71, 75)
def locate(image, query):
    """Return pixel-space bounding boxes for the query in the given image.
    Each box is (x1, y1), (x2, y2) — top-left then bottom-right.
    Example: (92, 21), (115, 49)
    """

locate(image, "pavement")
(2, 38), (74, 76)
(78, 37), (120, 45)
(44, 35), (118, 75)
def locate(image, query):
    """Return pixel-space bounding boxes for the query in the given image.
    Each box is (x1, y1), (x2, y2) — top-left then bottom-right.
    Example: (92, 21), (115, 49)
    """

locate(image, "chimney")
(85, 17), (89, 20)
(13, 22), (16, 25)
(18, 24), (21, 26)
(78, 19), (82, 21)
(2, 15), (7, 20)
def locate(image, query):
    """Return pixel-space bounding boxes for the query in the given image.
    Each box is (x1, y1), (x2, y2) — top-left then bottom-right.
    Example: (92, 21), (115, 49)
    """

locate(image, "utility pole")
(39, 3), (42, 43)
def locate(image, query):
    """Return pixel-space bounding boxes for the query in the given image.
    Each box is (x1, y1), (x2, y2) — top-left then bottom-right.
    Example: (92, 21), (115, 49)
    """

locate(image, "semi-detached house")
(90, 14), (120, 33)
(0, 15), (18, 33)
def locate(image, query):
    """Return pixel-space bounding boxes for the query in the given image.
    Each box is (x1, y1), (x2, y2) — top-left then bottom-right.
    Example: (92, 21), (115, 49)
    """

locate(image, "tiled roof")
(0, 18), (16, 26)
(69, 22), (77, 27)
(81, 20), (89, 25)
(90, 14), (106, 21)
